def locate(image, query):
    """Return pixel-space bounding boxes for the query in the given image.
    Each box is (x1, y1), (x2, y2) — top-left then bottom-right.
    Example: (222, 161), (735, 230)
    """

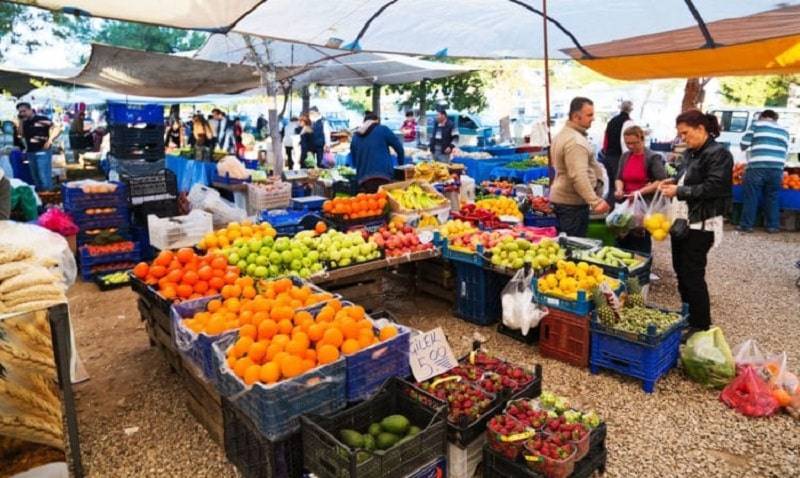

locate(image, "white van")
(709, 107), (800, 165)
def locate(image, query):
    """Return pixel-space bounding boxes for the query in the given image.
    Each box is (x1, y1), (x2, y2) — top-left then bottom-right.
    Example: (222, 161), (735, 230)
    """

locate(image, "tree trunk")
(279, 84), (291, 119)
(266, 80), (284, 178)
(418, 80), (428, 146)
(681, 78), (704, 112)
(371, 85), (382, 117)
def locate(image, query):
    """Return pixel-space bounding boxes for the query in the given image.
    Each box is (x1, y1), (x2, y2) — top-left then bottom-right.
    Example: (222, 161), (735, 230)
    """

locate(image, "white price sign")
(409, 327), (458, 382)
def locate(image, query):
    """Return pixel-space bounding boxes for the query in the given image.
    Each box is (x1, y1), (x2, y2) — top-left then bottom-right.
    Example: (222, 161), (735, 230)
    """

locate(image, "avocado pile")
(339, 414), (421, 457)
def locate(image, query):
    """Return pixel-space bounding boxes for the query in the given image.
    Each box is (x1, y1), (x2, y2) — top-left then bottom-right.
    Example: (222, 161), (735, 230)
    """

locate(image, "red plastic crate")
(538, 309), (590, 368)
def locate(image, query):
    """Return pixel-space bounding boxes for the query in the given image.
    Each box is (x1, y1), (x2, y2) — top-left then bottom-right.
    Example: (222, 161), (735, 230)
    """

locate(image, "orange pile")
(219, 290), (400, 386)
(322, 192), (388, 220)
(197, 220), (277, 251)
(783, 172), (800, 190)
(132, 248), (238, 301)
(182, 277), (335, 337)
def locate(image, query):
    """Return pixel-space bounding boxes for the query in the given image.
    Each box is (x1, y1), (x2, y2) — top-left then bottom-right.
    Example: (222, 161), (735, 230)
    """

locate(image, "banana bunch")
(389, 183), (447, 211)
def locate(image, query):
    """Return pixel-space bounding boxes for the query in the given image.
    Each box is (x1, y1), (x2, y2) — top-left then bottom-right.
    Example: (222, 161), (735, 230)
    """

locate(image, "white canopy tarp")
(196, 33), (472, 86)
(15, 0), (800, 59)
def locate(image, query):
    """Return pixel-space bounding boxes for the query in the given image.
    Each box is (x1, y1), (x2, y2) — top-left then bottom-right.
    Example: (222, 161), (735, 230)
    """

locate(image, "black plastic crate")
(222, 397), (304, 478)
(333, 178), (359, 196)
(497, 322), (540, 345)
(111, 124), (165, 145)
(131, 199), (180, 227)
(301, 377), (447, 478)
(121, 169), (179, 206)
(111, 144), (165, 162)
(482, 423), (607, 478)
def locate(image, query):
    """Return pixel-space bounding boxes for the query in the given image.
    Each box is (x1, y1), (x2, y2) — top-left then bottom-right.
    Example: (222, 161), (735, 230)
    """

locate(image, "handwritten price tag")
(409, 327), (458, 382)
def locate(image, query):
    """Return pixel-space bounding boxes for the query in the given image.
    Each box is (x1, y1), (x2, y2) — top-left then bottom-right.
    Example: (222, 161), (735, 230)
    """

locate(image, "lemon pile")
(643, 213), (671, 241)
(537, 260), (618, 301)
(438, 219), (477, 239)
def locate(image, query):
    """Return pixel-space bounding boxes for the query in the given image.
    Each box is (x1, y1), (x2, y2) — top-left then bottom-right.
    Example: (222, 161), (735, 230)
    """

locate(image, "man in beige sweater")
(550, 97), (609, 237)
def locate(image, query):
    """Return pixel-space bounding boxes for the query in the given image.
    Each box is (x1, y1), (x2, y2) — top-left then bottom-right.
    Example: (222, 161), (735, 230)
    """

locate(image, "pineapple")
(625, 277), (645, 308)
(593, 287), (616, 324)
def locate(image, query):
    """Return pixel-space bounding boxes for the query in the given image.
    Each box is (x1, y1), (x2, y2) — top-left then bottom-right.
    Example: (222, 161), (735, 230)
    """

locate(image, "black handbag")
(669, 218), (690, 241)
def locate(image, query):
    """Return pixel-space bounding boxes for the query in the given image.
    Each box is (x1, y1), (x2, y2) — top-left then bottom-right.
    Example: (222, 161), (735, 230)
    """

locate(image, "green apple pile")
(223, 232), (325, 279)
(489, 237), (565, 271)
(314, 230), (382, 269)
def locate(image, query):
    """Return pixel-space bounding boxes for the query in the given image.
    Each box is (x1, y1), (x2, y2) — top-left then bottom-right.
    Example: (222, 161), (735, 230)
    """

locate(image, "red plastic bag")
(720, 366), (780, 417)
(37, 208), (80, 236)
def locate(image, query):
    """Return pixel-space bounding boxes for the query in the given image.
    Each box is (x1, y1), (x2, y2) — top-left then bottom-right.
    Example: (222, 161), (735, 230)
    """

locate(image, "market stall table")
(165, 154), (216, 192)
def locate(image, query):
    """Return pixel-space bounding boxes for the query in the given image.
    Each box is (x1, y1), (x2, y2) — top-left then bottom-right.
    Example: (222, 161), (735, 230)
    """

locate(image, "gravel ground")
(67, 225), (800, 477)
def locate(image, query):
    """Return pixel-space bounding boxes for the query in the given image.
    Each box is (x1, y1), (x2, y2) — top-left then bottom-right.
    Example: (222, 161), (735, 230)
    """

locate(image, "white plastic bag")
(732, 339), (767, 369)
(501, 268), (546, 336)
(188, 184), (246, 227)
(217, 156), (251, 179)
(630, 191), (648, 229)
(605, 200), (634, 237)
(0, 222), (77, 286)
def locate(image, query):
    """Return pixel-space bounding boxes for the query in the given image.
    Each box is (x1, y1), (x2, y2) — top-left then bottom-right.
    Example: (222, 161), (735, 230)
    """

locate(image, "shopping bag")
(501, 267), (546, 336)
(605, 199), (635, 238)
(680, 327), (735, 389)
(720, 365), (780, 417)
(732, 339), (767, 371)
(643, 189), (672, 241)
(630, 191), (648, 229)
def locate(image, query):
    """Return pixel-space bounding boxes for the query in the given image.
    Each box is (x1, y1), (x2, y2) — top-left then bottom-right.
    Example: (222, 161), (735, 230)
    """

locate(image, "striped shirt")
(740, 119), (790, 169)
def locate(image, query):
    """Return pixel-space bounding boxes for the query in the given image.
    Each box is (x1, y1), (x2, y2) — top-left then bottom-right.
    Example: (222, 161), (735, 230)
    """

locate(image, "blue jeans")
(741, 167), (782, 230)
(27, 150), (53, 191)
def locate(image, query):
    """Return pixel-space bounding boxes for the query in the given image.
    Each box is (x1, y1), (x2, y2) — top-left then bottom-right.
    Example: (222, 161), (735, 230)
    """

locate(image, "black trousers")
(603, 153), (621, 204)
(671, 229), (714, 330)
(553, 203), (590, 237)
(285, 146), (293, 168)
(617, 228), (652, 255)
(313, 147), (325, 168)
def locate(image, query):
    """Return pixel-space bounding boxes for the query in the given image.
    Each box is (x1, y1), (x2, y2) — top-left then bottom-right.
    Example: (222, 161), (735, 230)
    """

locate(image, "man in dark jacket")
(602, 101), (634, 203)
(429, 107), (458, 162)
(309, 106), (330, 168)
(351, 112), (405, 192)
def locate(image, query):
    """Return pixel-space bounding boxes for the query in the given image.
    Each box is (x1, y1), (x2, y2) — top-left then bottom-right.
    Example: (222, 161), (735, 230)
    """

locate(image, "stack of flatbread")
(0, 247), (66, 315)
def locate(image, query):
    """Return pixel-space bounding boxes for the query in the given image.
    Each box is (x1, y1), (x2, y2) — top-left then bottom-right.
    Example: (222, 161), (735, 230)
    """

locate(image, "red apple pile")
(371, 225), (434, 257)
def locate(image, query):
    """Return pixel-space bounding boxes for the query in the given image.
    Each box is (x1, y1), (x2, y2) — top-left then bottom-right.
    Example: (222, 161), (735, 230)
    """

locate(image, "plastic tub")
(522, 441), (577, 478)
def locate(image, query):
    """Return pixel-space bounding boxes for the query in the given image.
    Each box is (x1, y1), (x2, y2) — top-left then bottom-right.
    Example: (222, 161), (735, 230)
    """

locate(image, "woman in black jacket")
(660, 110), (732, 332)
(614, 125), (667, 254)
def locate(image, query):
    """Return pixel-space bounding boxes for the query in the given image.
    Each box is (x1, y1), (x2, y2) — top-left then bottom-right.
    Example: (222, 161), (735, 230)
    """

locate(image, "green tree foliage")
(719, 75), (800, 107)
(94, 21), (206, 54)
(387, 60), (488, 113)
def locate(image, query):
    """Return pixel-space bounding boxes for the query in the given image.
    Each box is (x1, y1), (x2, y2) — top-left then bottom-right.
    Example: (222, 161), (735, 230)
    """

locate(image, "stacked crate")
(108, 102), (165, 162)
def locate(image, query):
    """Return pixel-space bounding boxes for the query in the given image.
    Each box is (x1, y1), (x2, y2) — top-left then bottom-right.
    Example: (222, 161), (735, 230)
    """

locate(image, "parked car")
(424, 110), (493, 146)
(710, 107), (800, 164)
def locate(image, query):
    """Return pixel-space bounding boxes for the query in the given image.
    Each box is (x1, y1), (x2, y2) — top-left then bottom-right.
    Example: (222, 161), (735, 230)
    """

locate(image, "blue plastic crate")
(72, 209), (130, 230)
(441, 240), (486, 266)
(291, 195), (326, 212)
(532, 277), (625, 316)
(77, 227), (133, 247)
(782, 189), (800, 211)
(79, 242), (142, 268)
(453, 262), (510, 325)
(484, 146), (518, 156)
(489, 165), (548, 183)
(62, 182), (128, 209)
(590, 318), (685, 393)
(524, 212), (559, 228)
(107, 102), (164, 125)
(260, 208), (314, 236)
(303, 301), (411, 402)
(211, 168), (251, 185)
(212, 333), (347, 441)
(171, 295), (236, 382)
(80, 261), (136, 281)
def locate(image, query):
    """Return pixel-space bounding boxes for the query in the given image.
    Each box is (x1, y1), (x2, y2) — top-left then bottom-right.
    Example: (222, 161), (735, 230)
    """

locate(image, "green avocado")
(362, 434), (376, 451)
(407, 425), (421, 437)
(380, 415), (410, 435)
(375, 432), (400, 450)
(368, 423), (383, 437)
(339, 429), (364, 449)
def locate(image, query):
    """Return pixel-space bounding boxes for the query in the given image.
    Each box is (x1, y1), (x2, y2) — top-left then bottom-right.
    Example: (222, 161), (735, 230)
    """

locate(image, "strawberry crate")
(453, 261), (510, 325)
(171, 295), (235, 382)
(539, 309), (591, 368)
(482, 426), (607, 478)
(301, 377), (447, 478)
(589, 305), (688, 393)
(213, 333), (347, 441)
(222, 397), (304, 478)
(62, 181), (128, 209)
